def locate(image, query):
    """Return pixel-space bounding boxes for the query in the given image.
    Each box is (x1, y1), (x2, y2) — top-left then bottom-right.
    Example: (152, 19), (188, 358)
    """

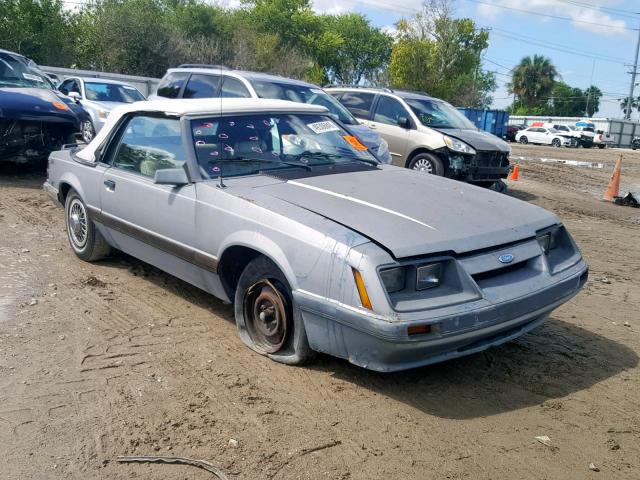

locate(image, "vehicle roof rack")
(325, 84), (394, 93)
(177, 64), (230, 70)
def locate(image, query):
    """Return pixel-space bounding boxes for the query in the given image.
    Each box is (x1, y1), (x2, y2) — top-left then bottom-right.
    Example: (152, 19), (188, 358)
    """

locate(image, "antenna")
(217, 173), (226, 189)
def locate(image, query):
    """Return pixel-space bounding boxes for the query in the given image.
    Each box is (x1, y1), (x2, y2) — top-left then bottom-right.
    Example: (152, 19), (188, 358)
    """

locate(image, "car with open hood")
(327, 86), (511, 188)
(43, 98), (588, 372)
(0, 49), (89, 164)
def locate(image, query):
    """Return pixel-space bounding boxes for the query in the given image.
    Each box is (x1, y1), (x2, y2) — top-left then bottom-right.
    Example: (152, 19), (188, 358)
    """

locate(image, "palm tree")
(508, 55), (558, 109)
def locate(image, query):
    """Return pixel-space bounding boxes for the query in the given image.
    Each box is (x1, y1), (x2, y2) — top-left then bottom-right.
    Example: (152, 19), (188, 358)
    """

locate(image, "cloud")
(474, 0), (632, 38)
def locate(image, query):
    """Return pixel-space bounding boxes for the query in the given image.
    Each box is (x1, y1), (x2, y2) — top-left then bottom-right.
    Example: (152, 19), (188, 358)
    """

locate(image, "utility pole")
(626, 25), (640, 120)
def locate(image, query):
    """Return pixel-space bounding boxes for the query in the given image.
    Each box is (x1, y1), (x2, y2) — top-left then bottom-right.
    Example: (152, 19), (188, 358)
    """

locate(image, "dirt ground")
(1, 144), (639, 480)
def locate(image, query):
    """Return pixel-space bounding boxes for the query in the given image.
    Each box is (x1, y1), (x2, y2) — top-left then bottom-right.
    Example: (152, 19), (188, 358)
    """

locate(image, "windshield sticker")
(307, 121), (340, 134)
(342, 135), (368, 151)
(22, 73), (42, 82)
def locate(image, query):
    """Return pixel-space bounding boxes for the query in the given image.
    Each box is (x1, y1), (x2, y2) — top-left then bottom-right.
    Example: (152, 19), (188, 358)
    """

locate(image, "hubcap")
(412, 158), (434, 174)
(82, 121), (94, 143)
(243, 280), (288, 353)
(68, 199), (88, 248)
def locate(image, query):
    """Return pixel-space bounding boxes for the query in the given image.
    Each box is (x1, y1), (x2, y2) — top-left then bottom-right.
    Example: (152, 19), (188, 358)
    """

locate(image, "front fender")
(217, 230), (307, 290)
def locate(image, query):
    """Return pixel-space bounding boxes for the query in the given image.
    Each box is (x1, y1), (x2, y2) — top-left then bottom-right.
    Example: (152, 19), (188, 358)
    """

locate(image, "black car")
(506, 124), (526, 142)
(0, 49), (90, 165)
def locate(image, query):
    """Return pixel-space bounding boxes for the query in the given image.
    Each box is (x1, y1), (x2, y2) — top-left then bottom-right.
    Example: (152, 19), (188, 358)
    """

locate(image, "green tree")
(508, 55), (558, 109)
(584, 85), (602, 117)
(0, 0), (76, 66)
(321, 13), (393, 85)
(388, 0), (495, 107)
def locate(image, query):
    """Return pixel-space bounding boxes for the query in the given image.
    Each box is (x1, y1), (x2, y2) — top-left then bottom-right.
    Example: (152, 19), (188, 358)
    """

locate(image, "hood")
(0, 87), (80, 124)
(250, 166), (557, 258)
(435, 128), (510, 153)
(348, 123), (380, 148)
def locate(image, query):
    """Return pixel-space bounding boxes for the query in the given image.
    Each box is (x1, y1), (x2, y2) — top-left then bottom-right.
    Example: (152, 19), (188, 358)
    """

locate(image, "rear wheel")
(234, 256), (311, 365)
(519, 136), (528, 144)
(408, 152), (445, 176)
(64, 189), (111, 261)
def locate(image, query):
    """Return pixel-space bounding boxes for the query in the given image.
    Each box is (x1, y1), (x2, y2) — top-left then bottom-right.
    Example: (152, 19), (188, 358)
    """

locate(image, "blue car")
(0, 49), (91, 164)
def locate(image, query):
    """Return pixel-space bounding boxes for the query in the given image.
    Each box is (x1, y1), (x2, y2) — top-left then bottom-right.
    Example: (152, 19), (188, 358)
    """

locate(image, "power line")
(490, 29), (630, 64)
(554, 0), (640, 18)
(460, 0), (636, 32)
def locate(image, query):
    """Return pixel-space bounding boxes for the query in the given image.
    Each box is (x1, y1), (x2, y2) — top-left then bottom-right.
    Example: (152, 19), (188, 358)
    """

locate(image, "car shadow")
(508, 187), (538, 202)
(0, 163), (47, 189)
(308, 317), (637, 419)
(98, 254), (637, 420)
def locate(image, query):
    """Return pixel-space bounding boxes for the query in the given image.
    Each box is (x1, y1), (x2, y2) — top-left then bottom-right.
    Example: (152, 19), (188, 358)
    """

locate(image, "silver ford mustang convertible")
(44, 98), (588, 372)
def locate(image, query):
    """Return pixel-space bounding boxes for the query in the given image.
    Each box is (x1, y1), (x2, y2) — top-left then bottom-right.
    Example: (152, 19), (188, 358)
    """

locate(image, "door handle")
(104, 179), (116, 191)
(368, 123), (377, 129)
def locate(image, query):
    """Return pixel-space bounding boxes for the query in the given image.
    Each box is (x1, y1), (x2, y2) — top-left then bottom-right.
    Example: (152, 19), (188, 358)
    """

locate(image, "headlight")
(537, 228), (562, 253)
(380, 267), (405, 293)
(377, 138), (390, 162)
(443, 135), (476, 155)
(416, 263), (443, 290)
(98, 110), (109, 119)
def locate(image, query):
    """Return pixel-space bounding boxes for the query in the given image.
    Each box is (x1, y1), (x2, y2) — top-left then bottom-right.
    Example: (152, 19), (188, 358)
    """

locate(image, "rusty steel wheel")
(243, 280), (289, 354)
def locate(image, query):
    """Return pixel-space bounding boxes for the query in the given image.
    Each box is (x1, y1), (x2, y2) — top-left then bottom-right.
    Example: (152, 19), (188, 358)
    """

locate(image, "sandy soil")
(1, 144), (639, 479)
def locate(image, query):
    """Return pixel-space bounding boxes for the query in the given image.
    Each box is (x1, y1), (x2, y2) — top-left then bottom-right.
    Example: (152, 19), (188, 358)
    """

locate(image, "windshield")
(404, 98), (476, 129)
(85, 82), (145, 102)
(0, 52), (51, 89)
(250, 80), (357, 125)
(192, 113), (377, 179)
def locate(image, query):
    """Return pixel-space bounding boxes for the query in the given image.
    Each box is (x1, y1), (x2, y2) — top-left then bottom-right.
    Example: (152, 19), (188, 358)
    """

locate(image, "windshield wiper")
(209, 156), (312, 171)
(296, 151), (379, 167)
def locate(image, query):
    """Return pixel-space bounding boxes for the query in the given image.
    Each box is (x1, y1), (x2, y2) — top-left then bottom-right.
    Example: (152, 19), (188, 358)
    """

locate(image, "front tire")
(597, 144), (606, 149)
(552, 138), (562, 147)
(519, 136), (528, 144)
(234, 256), (311, 365)
(408, 152), (445, 176)
(64, 189), (111, 262)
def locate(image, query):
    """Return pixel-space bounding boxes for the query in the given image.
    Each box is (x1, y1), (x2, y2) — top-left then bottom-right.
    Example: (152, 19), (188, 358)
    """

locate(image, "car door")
(529, 128), (544, 144)
(337, 91), (376, 122)
(368, 95), (411, 162)
(98, 114), (197, 265)
(539, 128), (553, 145)
(182, 73), (221, 99)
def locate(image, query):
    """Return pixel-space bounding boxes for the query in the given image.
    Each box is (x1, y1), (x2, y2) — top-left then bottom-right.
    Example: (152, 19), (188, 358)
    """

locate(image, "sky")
(310, 0), (639, 119)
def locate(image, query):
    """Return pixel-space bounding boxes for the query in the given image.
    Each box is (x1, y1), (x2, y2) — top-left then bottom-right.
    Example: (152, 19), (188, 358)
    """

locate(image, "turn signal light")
(52, 101), (69, 111)
(352, 268), (373, 310)
(408, 325), (432, 336)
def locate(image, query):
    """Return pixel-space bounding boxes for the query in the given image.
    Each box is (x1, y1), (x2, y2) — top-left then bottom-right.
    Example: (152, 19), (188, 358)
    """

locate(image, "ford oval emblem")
(499, 253), (514, 264)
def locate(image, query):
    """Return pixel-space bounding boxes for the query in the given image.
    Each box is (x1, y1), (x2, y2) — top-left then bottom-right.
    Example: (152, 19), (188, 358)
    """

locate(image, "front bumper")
(295, 260), (588, 372)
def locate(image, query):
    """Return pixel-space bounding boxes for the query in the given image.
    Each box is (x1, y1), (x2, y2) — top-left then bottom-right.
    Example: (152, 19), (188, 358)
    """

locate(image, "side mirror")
(397, 116), (411, 129)
(68, 91), (81, 103)
(153, 167), (189, 186)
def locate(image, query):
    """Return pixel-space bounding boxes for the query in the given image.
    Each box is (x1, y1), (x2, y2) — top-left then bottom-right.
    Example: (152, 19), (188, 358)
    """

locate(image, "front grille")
(473, 151), (510, 168)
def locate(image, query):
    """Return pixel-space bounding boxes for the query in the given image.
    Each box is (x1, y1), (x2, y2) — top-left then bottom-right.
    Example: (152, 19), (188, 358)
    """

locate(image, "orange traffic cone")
(509, 164), (520, 181)
(603, 155), (622, 202)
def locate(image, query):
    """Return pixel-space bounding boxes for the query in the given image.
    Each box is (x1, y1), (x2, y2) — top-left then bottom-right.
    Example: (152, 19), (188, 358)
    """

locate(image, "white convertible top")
(76, 98), (328, 162)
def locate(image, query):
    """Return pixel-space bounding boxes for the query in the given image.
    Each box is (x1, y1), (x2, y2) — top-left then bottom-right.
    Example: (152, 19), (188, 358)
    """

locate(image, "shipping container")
(458, 108), (510, 138)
